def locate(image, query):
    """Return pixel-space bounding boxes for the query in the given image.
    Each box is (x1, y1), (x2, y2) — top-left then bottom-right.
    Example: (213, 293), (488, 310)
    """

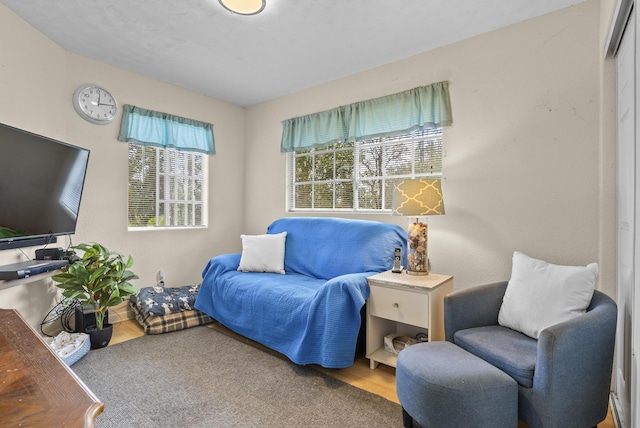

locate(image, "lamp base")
(405, 269), (429, 276)
(407, 219), (429, 275)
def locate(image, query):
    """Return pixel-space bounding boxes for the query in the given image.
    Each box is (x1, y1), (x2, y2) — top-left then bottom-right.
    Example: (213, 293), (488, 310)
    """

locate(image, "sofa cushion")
(237, 232), (287, 274)
(266, 217), (406, 280)
(498, 251), (597, 339)
(454, 325), (537, 388)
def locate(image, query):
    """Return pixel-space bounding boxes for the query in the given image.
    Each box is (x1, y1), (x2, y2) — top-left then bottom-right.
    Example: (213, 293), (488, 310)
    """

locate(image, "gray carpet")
(72, 326), (402, 427)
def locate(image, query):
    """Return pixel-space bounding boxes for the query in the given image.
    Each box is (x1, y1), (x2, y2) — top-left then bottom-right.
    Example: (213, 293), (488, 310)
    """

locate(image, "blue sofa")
(195, 217), (406, 368)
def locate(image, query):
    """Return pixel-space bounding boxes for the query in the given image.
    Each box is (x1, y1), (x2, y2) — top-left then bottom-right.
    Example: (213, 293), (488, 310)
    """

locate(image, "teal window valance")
(118, 105), (215, 155)
(280, 81), (452, 153)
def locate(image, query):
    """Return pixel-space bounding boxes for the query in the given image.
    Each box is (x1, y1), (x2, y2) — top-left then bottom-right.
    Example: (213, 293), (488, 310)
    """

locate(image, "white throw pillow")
(237, 232), (287, 274)
(497, 251), (597, 339)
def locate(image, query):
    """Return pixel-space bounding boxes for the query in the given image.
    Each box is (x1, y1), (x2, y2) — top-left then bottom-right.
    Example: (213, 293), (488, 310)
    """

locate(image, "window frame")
(127, 143), (208, 231)
(287, 127), (443, 213)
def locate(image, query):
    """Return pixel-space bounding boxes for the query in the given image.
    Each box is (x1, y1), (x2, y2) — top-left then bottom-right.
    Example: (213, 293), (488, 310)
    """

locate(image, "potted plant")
(52, 243), (139, 349)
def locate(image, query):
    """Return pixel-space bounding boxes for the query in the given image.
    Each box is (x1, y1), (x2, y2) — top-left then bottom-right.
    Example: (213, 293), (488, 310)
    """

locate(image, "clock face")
(73, 85), (118, 124)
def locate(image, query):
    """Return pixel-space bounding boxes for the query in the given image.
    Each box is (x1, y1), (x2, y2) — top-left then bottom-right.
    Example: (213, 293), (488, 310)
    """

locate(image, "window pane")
(314, 183), (334, 208)
(414, 138), (443, 175)
(195, 205), (202, 225)
(167, 202), (175, 225)
(159, 178), (165, 200)
(169, 151), (177, 174)
(359, 144), (384, 178)
(335, 182), (354, 208)
(177, 177), (185, 200)
(314, 152), (335, 181)
(158, 201), (166, 226)
(169, 176), (176, 200)
(177, 203), (185, 226)
(358, 179), (383, 209)
(384, 143), (412, 176)
(295, 183), (312, 208)
(128, 145), (157, 227)
(336, 164), (353, 179)
(295, 155), (313, 182)
(194, 179), (202, 199)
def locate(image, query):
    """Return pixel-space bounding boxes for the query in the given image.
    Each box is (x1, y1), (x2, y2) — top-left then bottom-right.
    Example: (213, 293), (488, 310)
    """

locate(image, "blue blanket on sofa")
(195, 217), (406, 368)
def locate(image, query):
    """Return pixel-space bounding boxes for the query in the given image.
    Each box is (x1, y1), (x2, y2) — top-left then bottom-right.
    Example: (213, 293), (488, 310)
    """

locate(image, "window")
(119, 105), (214, 229)
(128, 144), (206, 228)
(288, 127), (442, 211)
(281, 83), (452, 212)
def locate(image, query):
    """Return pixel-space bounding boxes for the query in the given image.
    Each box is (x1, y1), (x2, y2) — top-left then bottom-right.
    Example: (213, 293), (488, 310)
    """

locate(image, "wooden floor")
(111, 319), (615, 428)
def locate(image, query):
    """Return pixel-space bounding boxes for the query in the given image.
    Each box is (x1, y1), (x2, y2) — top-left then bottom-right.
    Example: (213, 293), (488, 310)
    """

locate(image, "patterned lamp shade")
(392, 179), (445, 216)
(391, 178), (445, 275)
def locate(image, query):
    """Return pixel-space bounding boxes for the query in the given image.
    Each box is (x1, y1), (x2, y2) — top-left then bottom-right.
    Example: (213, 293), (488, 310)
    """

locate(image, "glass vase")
(407, 219), (428, 275)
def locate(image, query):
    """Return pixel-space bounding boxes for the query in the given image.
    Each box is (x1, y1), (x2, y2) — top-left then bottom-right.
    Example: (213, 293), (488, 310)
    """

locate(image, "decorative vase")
(86, 323), (113, 349)
(407, 220), (428, 275)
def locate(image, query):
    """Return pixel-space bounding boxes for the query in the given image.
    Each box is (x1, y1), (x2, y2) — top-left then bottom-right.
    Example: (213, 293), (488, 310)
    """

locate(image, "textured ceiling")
(1, 0), (589, 106)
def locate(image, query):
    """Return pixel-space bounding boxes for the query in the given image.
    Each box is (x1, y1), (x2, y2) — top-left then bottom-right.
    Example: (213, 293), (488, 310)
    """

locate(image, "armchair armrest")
(444, 281), (508, 342)
(533, 290), (617, 422)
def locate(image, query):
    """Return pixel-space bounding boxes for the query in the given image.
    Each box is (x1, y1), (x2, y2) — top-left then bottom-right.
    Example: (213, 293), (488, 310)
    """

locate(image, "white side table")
(366, 270), (453, 369)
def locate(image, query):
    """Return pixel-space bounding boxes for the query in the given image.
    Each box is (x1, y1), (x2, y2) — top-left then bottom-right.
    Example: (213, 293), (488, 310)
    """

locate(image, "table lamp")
(392, 178), (445, 275)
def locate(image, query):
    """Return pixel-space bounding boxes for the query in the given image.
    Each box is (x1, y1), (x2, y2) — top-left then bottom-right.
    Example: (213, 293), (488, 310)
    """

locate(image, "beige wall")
(0, 0), (617, 329)
(245, 0), (617, 294)
(0, 3), (246, 328)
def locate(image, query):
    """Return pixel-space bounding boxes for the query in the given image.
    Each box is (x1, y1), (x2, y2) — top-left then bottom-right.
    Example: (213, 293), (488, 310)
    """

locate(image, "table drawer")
(368, 285), (429, 327)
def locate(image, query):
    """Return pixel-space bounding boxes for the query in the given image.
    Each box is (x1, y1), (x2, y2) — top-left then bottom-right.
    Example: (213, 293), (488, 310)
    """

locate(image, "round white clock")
(72, 85), (118, 125)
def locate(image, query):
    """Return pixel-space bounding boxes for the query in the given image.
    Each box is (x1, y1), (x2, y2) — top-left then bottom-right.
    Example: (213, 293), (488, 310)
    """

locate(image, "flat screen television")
(0, 122), (90, 251)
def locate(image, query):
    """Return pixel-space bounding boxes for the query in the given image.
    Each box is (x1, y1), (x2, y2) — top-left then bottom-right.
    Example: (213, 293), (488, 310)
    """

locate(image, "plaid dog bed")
(129, 284), (213, 334)
(129, 302), (213, 334)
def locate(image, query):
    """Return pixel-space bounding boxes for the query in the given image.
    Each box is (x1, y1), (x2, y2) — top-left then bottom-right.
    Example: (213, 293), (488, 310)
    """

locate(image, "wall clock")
(72, 84), (118, 125)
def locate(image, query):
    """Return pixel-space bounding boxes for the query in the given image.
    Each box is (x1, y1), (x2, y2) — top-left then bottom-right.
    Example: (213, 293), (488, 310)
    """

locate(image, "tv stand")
(0, 259), (68, 282)
(0, 269), (61, 291)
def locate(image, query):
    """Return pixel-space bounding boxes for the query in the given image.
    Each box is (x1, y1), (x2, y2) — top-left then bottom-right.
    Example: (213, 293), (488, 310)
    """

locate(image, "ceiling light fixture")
(218, 0), (266, 15)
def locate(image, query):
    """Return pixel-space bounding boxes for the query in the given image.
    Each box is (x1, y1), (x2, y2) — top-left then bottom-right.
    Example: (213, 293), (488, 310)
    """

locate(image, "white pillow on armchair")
(498, 251), (598, 339)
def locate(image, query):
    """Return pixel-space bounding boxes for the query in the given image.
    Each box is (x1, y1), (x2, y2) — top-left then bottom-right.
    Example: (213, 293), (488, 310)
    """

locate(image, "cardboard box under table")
(129, 284), (212, 334)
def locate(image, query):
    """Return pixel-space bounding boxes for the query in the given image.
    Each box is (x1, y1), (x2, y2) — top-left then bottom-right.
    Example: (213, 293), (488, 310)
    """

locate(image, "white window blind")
(128, 144), (206, 228)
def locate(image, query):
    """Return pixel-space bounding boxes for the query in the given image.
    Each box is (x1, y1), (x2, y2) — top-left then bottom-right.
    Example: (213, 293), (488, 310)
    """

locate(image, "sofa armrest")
(444, 281), (508, 342)
(201, 253), (242, 279)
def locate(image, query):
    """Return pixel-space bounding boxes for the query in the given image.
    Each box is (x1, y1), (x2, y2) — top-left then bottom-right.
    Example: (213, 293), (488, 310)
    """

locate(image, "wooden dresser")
(0, 308), (103, 427)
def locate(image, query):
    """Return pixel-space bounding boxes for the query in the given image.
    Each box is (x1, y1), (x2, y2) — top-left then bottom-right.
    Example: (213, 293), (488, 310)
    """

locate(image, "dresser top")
(367, 270), (453, 291)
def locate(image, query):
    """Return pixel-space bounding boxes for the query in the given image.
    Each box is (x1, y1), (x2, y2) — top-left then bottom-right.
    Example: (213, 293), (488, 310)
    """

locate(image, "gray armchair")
(444, 281), (617, 428)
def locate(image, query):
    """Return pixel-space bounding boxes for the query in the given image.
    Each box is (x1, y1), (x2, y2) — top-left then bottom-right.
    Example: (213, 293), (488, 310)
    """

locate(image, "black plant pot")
(86, 323), (113, 349)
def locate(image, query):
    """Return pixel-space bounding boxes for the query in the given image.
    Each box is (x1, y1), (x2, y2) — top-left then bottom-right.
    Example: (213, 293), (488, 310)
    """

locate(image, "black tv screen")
(0, 122), (90, 250)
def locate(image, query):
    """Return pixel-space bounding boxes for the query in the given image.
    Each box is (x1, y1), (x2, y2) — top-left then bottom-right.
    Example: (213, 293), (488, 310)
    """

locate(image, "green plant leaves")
(51, 242), (139, 330)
